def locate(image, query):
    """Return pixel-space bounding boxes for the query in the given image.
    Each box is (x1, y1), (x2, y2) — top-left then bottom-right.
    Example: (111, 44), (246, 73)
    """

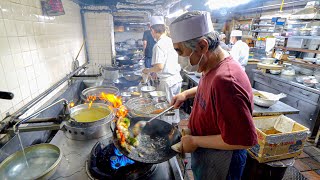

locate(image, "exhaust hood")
(290, 1), (320, 20)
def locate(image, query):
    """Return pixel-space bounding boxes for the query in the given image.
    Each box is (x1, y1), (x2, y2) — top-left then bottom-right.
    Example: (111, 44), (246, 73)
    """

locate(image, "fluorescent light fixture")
(205, 0), (251, 10)
(185, 5), (192, 10)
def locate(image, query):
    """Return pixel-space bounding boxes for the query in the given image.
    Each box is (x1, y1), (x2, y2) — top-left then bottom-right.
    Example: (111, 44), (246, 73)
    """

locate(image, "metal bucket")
(63, 103), (115, 140)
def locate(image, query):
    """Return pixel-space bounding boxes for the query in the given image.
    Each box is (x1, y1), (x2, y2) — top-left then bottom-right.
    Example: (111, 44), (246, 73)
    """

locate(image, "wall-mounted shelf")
(277, 46), (320, 54)
(285, 59), (320, 68)
(252, 24), (274, 27)
(252, 30), (275, 33)
(282, 36), (320, 40)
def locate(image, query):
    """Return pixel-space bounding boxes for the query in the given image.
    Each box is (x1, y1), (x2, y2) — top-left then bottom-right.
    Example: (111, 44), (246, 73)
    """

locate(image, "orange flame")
(100, 92), (128, 118)
(69, 102), (75, 108)
(87, 95), (97, 109)
(100, 93), (122, 108)
(117, 105), (128, 118)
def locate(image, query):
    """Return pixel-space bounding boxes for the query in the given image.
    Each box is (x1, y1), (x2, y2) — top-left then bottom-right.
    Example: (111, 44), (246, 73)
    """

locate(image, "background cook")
(142, 16), (182, 125)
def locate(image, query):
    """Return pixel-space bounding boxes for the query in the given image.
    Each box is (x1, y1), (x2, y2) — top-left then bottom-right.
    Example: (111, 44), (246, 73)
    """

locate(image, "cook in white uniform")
(230, 30), (249, 70)
(142, 16), (182, 125)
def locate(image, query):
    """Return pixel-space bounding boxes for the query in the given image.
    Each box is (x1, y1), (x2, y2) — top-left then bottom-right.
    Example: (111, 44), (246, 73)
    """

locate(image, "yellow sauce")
(71, 107), (110, 123)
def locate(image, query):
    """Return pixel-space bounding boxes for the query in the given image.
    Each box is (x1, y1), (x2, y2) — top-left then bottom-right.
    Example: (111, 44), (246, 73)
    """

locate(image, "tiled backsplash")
(84, 12), (115, 74)
(0, 0), (86, 121)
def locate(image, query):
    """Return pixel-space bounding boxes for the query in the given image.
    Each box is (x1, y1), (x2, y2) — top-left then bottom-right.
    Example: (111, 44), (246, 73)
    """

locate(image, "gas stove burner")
(88, 140), (157, 180)
(109, 147), (134, 170)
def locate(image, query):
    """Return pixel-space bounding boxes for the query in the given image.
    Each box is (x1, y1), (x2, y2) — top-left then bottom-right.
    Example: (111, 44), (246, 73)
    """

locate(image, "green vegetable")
(128, 137), (139, 147)
(122, 117), (130, 127)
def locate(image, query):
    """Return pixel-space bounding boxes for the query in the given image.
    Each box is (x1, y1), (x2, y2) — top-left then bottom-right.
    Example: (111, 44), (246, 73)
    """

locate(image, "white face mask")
(187, 52), (204, 73)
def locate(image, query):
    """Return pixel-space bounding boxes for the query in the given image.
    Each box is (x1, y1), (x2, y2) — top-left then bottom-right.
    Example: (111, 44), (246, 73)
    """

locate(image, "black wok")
(110, 117), (181, 164)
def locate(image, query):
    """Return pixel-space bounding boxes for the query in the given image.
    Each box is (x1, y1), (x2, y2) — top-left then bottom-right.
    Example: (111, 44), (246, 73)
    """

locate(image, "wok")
(110, 117), (181, 164)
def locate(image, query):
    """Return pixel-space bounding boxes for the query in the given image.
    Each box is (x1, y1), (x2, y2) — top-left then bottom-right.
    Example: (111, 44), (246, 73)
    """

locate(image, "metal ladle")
(133, 105), (174, 133)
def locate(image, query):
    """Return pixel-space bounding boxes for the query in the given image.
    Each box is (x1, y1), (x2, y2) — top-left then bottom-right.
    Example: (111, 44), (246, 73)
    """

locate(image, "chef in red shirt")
(169, 11), (257, 180)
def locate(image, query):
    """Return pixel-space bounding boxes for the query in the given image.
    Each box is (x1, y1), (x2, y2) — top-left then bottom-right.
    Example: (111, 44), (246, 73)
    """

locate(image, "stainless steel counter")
(49, 130), (183, 180)
(252, 69), (320, 94)
(183, 73), (299, 117)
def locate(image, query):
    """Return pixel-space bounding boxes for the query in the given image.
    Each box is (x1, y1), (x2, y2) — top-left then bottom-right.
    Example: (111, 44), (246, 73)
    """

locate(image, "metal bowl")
(83, 78), (103, 88)
(81, 86), (119, 102)
(121, 92), (131, 102)
(140, 86), (156, 92)
(140, 86), (156, 98)
(123, 74), (142, 82)
(150, 91), (167, 102)
(0, 143), (62, 180)
(127, 86), (140, 92)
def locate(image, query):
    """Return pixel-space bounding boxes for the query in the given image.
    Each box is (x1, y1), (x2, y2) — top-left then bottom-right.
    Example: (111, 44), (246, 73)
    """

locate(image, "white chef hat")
(169, 11), (214, 43)
(150, 16), (165, 26)
(230, 30), (243, 37)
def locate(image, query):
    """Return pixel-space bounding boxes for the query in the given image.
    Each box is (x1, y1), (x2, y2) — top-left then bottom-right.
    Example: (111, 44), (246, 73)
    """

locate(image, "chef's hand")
(142, 68), (149, 74)
(181, 135), (198, 153)
(171, 93), (187, 109)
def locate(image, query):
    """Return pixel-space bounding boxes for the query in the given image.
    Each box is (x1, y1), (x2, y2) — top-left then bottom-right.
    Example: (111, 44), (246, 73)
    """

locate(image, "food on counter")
(131, 92), (141, 96)
(303, 77), (318, 87)
(262, 128), (282, 135)
(71, 107), (110, 123)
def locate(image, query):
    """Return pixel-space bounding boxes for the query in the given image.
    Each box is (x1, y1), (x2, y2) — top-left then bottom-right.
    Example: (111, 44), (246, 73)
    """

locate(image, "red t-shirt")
(188, 56), (257, 146)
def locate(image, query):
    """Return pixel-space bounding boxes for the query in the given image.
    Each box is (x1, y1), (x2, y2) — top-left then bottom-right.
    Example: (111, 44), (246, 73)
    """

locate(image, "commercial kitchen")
(0, 0), (320, 179)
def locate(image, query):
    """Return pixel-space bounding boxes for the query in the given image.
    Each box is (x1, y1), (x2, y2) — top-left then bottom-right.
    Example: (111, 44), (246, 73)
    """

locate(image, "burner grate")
(88, 141), (157, 180)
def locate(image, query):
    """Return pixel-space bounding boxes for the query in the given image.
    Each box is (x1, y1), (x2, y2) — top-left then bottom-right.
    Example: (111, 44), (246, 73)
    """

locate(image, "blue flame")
(114, 148), (123, 156)
(110, 147), (134, 170)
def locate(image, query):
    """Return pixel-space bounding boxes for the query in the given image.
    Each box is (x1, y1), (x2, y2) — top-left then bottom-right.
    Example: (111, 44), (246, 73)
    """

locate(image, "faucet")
(13, 98), (69, 133)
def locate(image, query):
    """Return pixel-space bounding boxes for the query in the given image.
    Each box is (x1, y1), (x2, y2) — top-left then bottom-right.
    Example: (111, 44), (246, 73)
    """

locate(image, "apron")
(191, 148), (247, 180)
(192, 148), (233, 180)
(158, 74), (182, 124)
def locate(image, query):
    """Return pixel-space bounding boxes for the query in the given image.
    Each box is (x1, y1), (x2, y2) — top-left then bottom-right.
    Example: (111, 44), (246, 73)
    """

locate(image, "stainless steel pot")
(63, 103), (115, 140)
(100, 66), (119, 81)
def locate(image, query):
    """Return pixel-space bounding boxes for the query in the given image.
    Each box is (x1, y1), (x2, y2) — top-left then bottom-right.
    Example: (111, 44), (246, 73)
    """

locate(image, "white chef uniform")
(230, 30), (249, 70)
(150, 16), (182, 124)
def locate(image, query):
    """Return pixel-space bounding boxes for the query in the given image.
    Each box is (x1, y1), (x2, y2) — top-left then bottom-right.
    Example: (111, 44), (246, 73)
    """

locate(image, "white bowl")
(261, 58), (276, 64)
(270, 70), (281, 75)
(253, 96), (278, 108)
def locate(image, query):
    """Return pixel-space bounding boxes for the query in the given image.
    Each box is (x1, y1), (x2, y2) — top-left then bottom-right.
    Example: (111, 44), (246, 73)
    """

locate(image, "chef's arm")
(143, 40), (147, 52)
(182, 86), (198, 99)
(193, 135), (252, 150)
(145, 63), (163, 73)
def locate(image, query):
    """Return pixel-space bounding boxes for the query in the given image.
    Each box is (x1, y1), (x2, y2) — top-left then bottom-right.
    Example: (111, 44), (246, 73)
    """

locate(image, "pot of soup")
(62, 103), (115, 140)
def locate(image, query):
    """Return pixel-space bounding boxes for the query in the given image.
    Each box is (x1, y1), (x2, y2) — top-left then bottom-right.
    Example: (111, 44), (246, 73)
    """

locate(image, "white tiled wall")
(84, 12), (115, 74)
(0, 0), (85, 121)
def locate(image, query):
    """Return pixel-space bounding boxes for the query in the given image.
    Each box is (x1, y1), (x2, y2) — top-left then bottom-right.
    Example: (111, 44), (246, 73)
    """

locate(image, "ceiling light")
(205, 0), (251, 10)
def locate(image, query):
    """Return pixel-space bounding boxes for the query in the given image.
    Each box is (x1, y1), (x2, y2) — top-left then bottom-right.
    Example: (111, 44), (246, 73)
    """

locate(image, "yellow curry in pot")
(71, 107), (110, 123)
